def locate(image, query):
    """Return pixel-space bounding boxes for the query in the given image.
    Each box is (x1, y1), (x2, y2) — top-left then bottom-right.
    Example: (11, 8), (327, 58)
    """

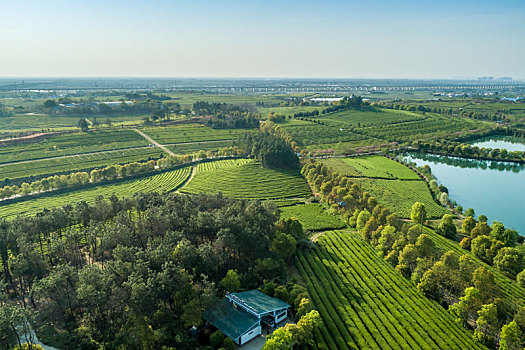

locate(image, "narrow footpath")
(133, 128), (175, 156)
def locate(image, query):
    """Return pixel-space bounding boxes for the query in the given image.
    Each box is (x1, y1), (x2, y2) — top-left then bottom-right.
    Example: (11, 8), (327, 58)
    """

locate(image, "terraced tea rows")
(0, 166), (191, 218)
(296, 231), (484, 350)
(0, 146), (163, 181)
(195, 158), (251, 172)
(0, 129), (148, 164)
(167, 140), (234, 154)
(142, 123), (248, 144)
(182, 160), (311, 199)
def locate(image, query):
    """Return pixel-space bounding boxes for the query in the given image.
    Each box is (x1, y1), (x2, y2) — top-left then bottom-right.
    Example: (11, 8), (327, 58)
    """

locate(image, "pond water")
(469, 135), (525, 152)
(404, 153), (525, 234)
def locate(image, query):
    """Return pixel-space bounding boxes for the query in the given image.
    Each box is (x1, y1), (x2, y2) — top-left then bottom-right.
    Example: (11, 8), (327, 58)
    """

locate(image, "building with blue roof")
(203, 290), (290, 346)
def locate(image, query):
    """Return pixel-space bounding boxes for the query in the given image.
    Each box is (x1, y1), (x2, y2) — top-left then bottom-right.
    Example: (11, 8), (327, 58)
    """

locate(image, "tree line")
(0, 148), (244, 202)
(411, 139), (525, 163)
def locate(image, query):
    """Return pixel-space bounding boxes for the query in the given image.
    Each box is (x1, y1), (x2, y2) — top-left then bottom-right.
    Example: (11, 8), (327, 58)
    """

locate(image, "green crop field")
(327, 155), (421, 179)
(0, 113), (148, 132)
(181, 159), (311, 199)
(0, 166), (191, 218)
(142, 124), (248, 144)
(359, 113), (482, 142)
(320, 108), (425, 127)
(0, 146), (163, 181)
(354, 178), (446, 218)
(322, 156), (446, 218)
(281, 119), (368, 147)
(280, 203), (345, 231)
(296, 230), (484, 350)
(0, 129), (148, 164)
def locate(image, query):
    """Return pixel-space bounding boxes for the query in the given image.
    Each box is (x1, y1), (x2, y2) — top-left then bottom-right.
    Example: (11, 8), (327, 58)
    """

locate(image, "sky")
(1, 0), (524, 79)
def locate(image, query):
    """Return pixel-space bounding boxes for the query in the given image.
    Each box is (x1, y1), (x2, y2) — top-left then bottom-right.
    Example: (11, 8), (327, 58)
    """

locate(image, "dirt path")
(133, 128), (175, 156)
(310, 231), (325, 242)
(176, 165), (197, 192)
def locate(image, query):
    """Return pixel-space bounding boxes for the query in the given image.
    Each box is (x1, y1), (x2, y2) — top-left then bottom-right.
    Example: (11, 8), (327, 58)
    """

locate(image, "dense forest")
(0, 193), (311, 349)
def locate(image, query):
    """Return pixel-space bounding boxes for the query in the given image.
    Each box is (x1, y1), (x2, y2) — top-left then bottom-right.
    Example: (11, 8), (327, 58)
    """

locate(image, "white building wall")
(275, 309), (287, 324)
(240, 325), (261, 345)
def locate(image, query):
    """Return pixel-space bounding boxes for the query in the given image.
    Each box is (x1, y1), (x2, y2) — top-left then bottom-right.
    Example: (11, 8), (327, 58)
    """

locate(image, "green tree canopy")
(410, 202), (426, 224)
(220, 270), (240, 292)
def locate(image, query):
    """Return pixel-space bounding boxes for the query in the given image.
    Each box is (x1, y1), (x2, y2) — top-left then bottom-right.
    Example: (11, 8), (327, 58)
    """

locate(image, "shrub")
(460, 237), (471, 250)
(222, 338), (235, 350)
(210, 331), (225, 348)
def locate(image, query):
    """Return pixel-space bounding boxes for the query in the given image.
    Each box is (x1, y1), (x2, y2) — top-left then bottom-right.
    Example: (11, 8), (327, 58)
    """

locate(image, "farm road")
(133, 128), (175, 156)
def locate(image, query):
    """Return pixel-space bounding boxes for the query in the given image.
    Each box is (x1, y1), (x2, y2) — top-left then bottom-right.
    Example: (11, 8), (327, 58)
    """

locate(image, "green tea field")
(181, 159), (311, 199)
(321, 156), (446, 218)
(296, 230), (485, 350)
(0, 166), (191, 218)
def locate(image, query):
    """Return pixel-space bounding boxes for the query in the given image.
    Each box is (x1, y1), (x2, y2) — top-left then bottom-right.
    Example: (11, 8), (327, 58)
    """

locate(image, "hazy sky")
(1, 0), (524, 78)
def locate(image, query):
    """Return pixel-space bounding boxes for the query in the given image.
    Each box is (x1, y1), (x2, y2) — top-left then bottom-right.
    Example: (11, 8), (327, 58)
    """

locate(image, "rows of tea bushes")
(296, 231), (484, 350)
(0, 166), (192, 218)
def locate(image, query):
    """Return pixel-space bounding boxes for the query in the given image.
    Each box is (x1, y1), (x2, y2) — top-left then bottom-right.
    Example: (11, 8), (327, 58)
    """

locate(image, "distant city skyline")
(1, 0), (524, 79)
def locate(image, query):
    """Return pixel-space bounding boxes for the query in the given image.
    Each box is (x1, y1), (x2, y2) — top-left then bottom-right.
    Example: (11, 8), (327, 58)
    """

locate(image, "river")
(405, 137), (525, 234)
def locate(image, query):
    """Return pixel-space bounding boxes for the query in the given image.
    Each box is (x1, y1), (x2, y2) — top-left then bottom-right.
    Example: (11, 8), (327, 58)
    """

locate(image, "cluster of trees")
(0, 192), (311, 349)
(43, 99), (172, 117)
(236, 131), (299, 170)
(267, 112), (287, 123)
(262, 310), (321, 349)
(414, 164), (452, 207)
(301, 160), (525, 349)
(260, 121), (299, 152)
(0, 103), (11, 117)
(320, 95), (363, 114)
(192, 101), (254, 117)
(292, 110), (320, 119)
(202, 113), (259, 129)
(411, 139), (525, 163)
(458, 110), (507, 122)
(0, 149), (244, 202)
(456, 213), (524, 283)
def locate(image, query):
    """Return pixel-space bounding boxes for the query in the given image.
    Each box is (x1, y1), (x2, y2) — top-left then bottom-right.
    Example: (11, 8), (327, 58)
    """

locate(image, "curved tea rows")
(195, 158), (251, 172)
(0, 166), (191, 218)
(182, 160), (311, 199)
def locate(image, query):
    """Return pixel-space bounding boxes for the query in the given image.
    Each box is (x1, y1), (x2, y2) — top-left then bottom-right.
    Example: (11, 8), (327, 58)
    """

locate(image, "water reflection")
(469, 135), (525, 153)
(405, 153), (524, 173)
(404, 152), (525, 233)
